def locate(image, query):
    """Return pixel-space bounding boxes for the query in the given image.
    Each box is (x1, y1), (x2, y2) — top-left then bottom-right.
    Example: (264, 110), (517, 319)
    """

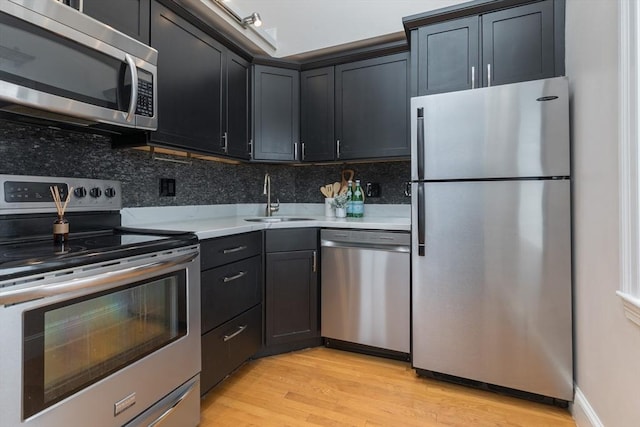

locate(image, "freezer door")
(411, 77), (570, 181)
(411, 180), (573, 400)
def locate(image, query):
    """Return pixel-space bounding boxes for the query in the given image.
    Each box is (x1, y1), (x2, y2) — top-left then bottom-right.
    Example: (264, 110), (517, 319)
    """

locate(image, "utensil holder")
(325, 198), (335, 217)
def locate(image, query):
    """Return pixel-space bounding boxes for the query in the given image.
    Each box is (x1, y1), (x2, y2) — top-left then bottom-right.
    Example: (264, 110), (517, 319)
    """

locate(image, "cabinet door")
(265, 250), (318, 346)
(81, 0), (150, 44)
(415, 17), (479, 96)
(224, 51), (251, 159)
(301, 67), (335, 162)
(252, 65), (300, 161)
(481, 0), (555, 87)
(335, 53), (410, 160)
(150, 1), (224, 154)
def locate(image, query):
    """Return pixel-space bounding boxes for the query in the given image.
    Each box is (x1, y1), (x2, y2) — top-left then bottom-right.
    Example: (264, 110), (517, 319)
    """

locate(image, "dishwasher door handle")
(321, 240), (410, 253)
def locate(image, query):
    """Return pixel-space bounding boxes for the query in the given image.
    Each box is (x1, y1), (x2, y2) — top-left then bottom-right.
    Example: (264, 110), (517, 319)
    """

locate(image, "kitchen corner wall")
(0, 121), (410, 207)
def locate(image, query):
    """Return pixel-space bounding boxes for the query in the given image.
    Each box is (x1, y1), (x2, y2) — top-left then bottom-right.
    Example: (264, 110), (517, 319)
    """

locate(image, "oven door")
(0, 246), (200, 427)
(0, 0), (157, 131)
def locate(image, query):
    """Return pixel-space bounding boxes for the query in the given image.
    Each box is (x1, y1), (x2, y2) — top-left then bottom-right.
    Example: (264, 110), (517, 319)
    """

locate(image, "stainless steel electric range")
(0, 175), (201, 427)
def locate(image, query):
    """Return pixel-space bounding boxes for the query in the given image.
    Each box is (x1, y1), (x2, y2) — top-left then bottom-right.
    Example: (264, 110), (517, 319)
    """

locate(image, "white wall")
(234, 0), (467, 58)
(566, 1), (640, 426)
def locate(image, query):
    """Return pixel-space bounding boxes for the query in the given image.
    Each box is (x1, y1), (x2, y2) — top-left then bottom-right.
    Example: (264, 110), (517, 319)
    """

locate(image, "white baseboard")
(572, 387), (604, 427)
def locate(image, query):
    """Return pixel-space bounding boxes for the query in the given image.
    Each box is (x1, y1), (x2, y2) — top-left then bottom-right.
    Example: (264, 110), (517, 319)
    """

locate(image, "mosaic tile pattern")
(0, 120), (410, 207)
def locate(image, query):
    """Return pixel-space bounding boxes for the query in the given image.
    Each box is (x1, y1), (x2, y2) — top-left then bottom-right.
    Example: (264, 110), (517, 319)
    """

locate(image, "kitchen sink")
(244, 217), (314, 223)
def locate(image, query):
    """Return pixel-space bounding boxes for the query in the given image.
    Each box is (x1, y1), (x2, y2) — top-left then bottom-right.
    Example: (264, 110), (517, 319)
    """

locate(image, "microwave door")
(0, 0), (157, 131)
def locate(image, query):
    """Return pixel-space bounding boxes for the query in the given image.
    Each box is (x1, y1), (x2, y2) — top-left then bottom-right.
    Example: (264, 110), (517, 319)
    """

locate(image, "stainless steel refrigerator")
(410, 77), (573, 401)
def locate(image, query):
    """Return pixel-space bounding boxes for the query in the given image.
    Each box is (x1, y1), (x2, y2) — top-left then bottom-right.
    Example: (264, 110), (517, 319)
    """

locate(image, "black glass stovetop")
(0, 228), (198, 282)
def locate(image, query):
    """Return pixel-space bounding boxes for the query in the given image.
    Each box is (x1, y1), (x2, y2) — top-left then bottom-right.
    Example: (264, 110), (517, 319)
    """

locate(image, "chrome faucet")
(263, 173), (280, 216)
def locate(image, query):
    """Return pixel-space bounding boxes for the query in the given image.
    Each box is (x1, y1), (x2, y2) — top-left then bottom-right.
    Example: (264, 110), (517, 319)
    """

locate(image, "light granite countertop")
(122, 204), (411, 240)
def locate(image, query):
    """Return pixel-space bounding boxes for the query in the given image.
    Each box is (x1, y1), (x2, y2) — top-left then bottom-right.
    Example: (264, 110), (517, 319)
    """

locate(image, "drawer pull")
(223, 325), (248, 342)
(223, 271), (247, 283)
(222, 245), (247, 254)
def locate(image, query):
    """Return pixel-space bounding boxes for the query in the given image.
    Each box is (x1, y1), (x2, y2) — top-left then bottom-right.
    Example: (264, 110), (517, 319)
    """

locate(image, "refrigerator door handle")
(417, 108), (425, 180)
(417, 184), (426, 256)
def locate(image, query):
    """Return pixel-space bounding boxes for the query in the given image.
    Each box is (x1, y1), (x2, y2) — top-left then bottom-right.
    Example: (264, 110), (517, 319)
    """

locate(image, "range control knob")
(74, 187), (87, 198)
(89, 187), (102, 198)
(104, 187), (117, 198)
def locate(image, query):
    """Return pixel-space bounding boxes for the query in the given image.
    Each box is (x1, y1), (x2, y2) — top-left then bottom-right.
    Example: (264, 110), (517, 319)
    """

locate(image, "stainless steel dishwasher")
(321, 229), (410, 355)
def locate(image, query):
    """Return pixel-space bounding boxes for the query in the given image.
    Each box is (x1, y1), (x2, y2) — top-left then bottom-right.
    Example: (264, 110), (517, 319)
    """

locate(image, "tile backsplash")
(0, 121), (410, 207)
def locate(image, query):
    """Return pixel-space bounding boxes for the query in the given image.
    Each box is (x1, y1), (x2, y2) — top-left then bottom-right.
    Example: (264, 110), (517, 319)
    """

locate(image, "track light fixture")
(242, 12), (262, 28)
(214, 1), (262, 28)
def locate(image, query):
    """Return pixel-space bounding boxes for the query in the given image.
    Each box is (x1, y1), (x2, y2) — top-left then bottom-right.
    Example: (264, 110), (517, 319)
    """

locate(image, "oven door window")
(22, 270), (187, 419)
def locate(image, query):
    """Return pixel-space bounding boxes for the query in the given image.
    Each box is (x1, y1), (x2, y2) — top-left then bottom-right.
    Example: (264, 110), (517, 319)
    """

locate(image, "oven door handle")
(0, 251), (198, 306)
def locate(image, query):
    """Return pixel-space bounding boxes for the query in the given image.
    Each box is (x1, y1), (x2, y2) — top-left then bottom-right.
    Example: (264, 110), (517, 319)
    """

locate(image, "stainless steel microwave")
(0, 0), (157, 133)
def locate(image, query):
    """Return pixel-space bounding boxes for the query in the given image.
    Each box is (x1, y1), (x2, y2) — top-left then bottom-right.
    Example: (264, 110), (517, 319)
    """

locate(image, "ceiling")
(178, 0), (469, 60)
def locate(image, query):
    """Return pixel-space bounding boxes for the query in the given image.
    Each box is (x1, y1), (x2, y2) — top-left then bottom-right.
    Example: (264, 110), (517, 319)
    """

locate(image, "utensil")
(332, 182), (341, 196)
(320, 186), (330, 198)
(341, 169), (355, 191)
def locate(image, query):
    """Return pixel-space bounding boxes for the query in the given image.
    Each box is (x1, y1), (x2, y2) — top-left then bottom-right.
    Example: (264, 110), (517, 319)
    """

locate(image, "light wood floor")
(200, 347), (575, 427)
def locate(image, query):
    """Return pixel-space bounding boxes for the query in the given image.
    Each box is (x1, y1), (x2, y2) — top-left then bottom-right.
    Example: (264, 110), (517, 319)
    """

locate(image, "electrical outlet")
(365, 182), (381, 198)
(159, 178), (176, 197)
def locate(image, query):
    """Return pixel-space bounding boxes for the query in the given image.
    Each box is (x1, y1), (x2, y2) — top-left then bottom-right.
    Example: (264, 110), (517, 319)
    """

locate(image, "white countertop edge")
(123, 211), (410, 239)
(122, 204), (411, 239)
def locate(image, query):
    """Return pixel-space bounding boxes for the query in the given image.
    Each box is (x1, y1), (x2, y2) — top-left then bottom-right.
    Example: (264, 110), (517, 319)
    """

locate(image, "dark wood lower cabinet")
(200, 232), (263, 395)
(265, 250), (318, 346)
(262, 229), (320, 354)
(201, 304), (262, 393)
(201, 255), (261, 333)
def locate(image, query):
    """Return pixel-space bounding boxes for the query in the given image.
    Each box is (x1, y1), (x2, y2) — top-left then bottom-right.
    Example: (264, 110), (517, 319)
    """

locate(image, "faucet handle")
(270, 198), (280, 213)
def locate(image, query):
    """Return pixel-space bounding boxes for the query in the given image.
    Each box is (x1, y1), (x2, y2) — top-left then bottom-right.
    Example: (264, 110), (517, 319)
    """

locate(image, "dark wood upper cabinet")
(225, 52), (251, 159)
(409, 0), (562, 95)
(81, 0), (150, 44)
(481, 0), (555, 87)
(150, 1), (224, 154)
(300, 67), (335, 162)
(335, 53), (410, 160)
(252, 65), (300, 162)
(147, 1), (250, 159)
(414, 17), (480, 96)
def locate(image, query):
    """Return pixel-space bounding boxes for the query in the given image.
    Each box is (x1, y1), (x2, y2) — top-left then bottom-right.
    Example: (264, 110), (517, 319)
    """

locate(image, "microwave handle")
(124, 54), (139, 123)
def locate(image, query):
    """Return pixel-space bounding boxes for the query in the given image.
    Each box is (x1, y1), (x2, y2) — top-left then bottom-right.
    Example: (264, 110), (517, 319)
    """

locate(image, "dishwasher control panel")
(321, 229), (410, 248)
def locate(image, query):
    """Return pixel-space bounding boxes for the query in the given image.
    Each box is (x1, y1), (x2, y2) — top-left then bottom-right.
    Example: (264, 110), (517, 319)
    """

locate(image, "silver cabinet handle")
(223, 325), (248, 342)
(248, 139), (253, 159)
(487, 63), (492, 87)
(471, 66), (475, 89)
(301, 142), (306, 160)
(221, 131), (228, 153)
(222, 245), (247, 254)
(336, 139), (341, 159)
(294, 142), (299, 160)
(0, 250), (198, 305)
(223, 271), (247, 283)
(147, 379), (198, 427)
(312, 250), (317, 273)
(124, 54), (138, 123)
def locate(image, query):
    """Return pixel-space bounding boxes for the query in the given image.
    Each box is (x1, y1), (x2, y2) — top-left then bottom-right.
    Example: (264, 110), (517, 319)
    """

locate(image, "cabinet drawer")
(201, 304), (262, 395)
(201, 232), (262, 270)
(265, 228), (317, 252)
(201, 255), (262, 333)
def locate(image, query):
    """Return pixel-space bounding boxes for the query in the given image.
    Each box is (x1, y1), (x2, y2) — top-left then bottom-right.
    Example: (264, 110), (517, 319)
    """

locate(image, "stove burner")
(0, 243), (87, 260)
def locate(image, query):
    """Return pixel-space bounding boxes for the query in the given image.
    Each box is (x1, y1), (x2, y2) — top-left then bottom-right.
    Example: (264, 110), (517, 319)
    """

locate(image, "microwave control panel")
(135, 70), (154, 118)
